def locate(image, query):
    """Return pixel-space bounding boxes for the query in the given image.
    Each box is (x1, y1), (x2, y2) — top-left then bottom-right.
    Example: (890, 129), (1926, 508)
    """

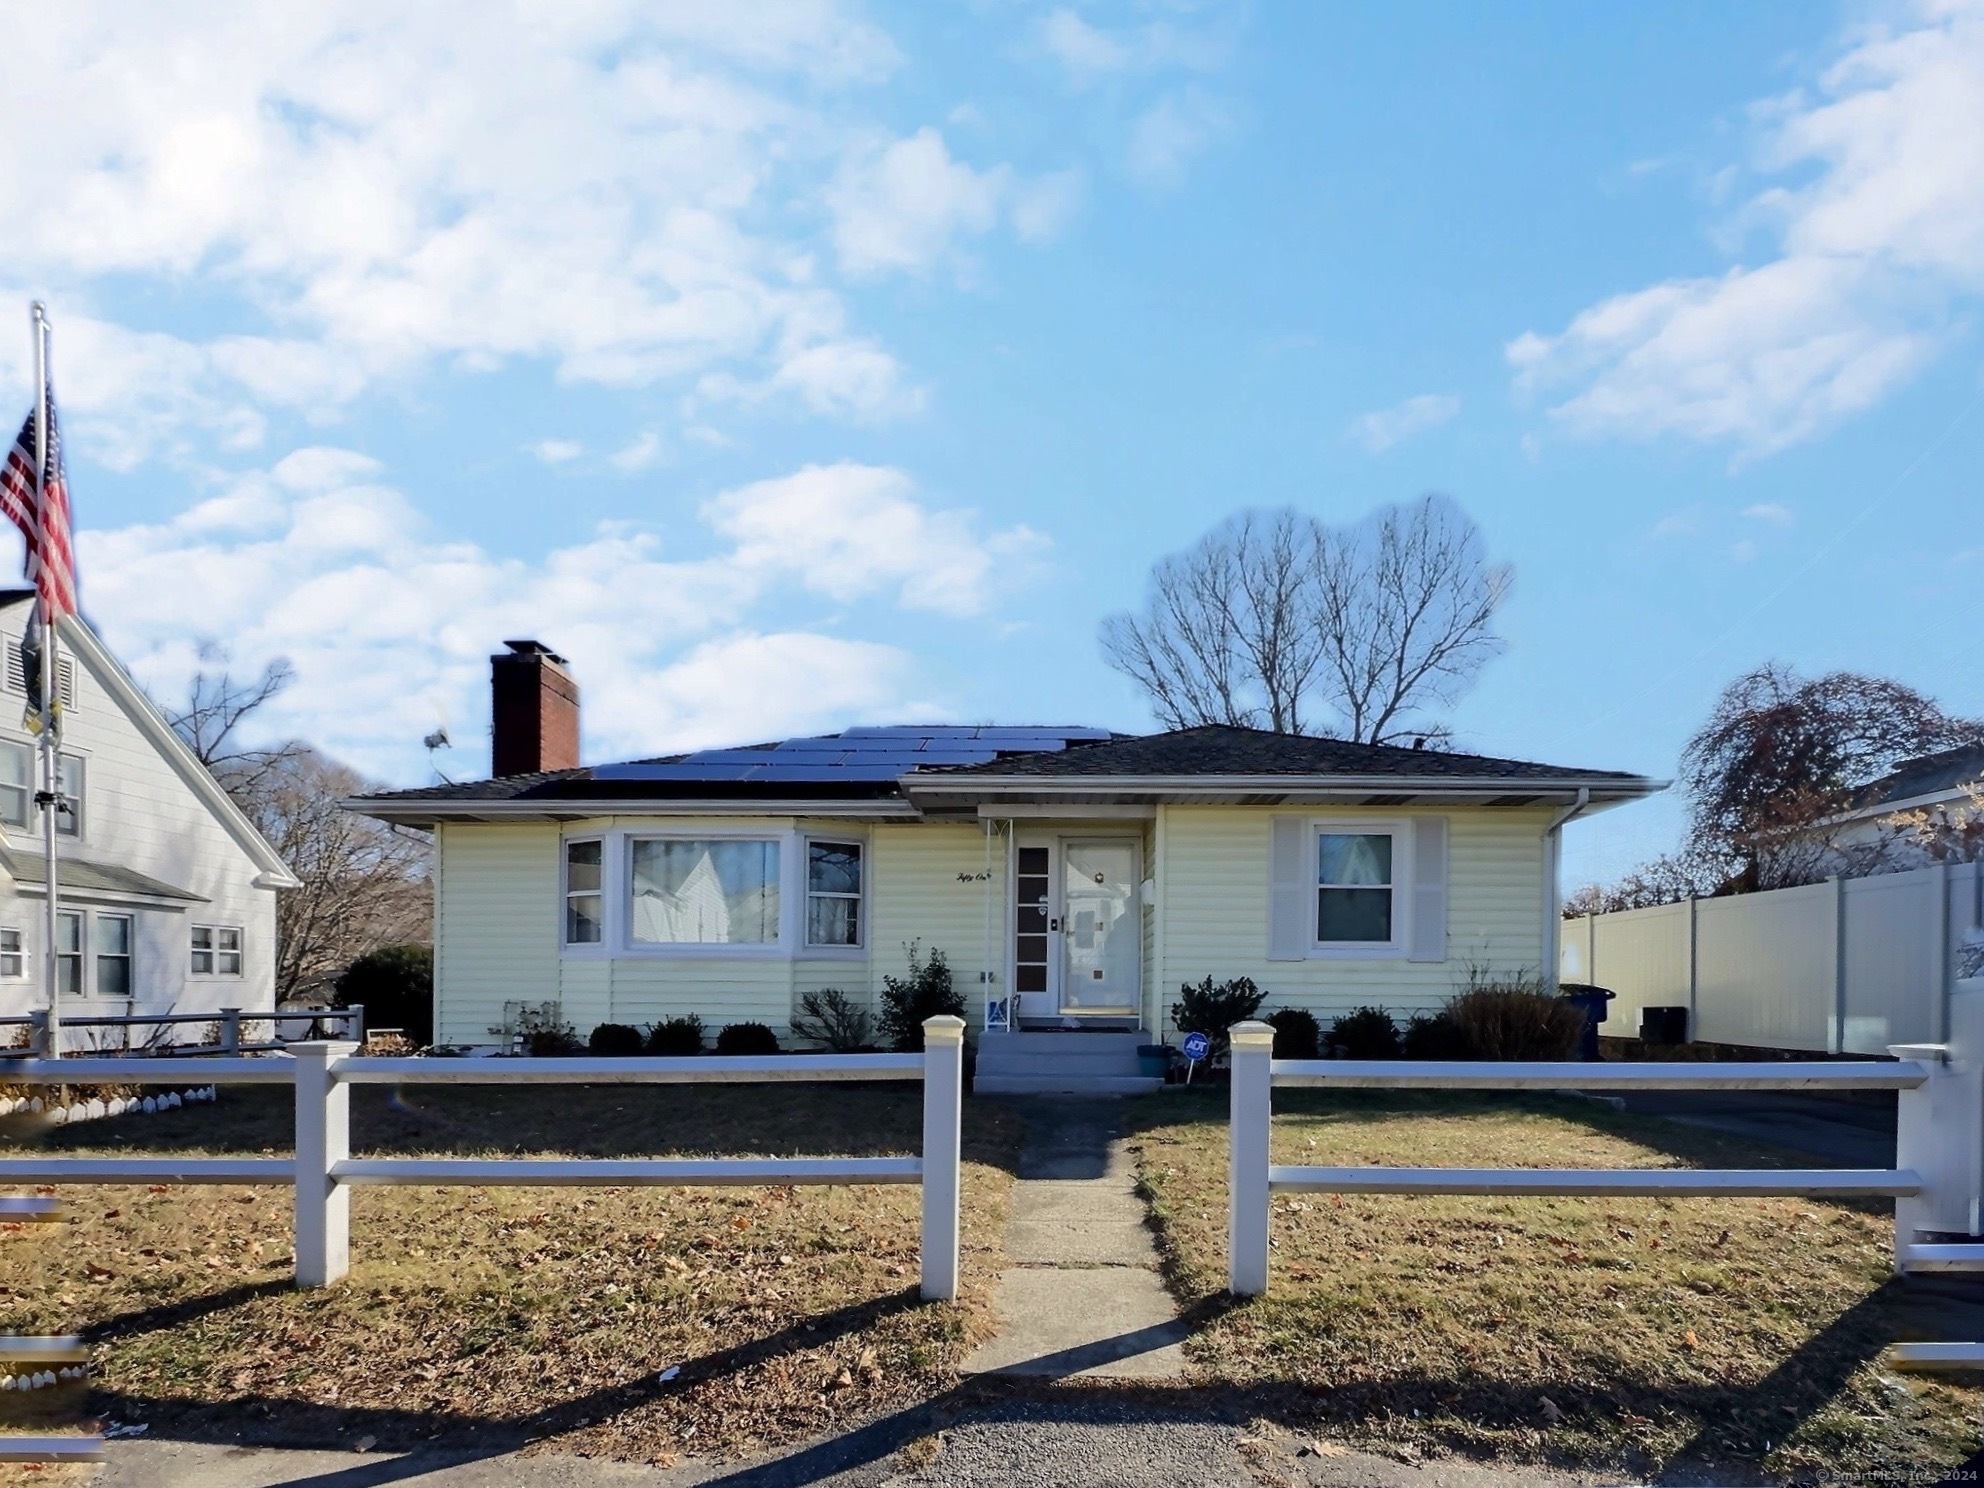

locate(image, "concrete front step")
(977, 1074), (1163, 1096)
(990, 1031), (1150, 1052)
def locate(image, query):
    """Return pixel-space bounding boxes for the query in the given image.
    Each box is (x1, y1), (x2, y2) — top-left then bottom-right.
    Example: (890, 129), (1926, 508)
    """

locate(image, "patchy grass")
(1128, 1088), (1983, 1483)
(1, 1081), (1022, 1464)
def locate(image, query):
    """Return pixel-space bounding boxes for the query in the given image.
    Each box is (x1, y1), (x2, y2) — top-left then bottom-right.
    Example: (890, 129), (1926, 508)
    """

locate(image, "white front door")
(1060, 839), (1140, 1014)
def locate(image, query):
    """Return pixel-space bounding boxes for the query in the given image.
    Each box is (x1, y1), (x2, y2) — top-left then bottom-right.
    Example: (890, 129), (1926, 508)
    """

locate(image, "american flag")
(1, 400), (77, 622)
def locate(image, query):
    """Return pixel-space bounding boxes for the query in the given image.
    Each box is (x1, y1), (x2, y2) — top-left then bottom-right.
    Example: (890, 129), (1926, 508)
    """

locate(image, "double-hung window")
(0, 927), (21, 978)
(804, 840), (863, 949)
(1316, 829), (1401, 946)
(0, 741), (29, 829)
(96, 914), (132, 997)
(55, 910), (82, 996)
(564, 839), (603, 945)
(629, 838), (780, 946)
(53, 754), (82, 838)
(0, 743), (83, 836)
(191, 925), (243, 976)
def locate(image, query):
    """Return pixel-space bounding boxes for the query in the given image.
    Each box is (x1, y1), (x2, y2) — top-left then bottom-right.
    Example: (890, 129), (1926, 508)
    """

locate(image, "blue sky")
(3, 1), (1982, 889)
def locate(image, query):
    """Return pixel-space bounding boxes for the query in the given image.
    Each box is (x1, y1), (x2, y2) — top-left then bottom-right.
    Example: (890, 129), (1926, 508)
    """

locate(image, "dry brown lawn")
(1129, 1087), (1984, 1483)
(0, 1079), (1022, 1466)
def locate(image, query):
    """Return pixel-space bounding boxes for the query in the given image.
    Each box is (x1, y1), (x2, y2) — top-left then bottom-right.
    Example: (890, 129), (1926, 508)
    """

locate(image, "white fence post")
(26, 1008), (48, 1057)
(1229, 1020), (1274, 1296)
(919, 1015), (965, 1302)
(1894, 979), (1984, 1266)
(293, 1040), (357, 1288)
(220, 1007), (241, 1055)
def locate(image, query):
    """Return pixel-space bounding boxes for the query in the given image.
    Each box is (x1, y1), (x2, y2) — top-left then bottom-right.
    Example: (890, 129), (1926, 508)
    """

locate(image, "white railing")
(0, 1005), (364, 1057)
(0, 1014), (966, 1301)
(1225, 989), (1984, 1296)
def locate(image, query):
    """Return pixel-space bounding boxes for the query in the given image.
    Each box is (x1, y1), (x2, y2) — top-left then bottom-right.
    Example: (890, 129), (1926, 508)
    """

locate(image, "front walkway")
(961, 1097), (1188, 1380)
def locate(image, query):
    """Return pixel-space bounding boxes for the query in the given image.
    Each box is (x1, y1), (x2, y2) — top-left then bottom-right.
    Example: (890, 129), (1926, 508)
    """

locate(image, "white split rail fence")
(1228, 981), (1984, 1288)
(0, 1013), (968, 1302)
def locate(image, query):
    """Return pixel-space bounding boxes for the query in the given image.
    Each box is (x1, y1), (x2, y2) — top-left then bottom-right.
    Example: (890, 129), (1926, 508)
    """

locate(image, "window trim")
(558, 826), (874, 960)
(94, 911), (133, 999)
(1309, 818), (1411, 960)
(802, 836), (866, 955)
(562, 837), (606, 950)
(190, 923), (245, 979)
(54, 908), (83, 997)
(0, 738), (28, 829)
(0, 926), (23, 979)
(52, 751), (83, 840)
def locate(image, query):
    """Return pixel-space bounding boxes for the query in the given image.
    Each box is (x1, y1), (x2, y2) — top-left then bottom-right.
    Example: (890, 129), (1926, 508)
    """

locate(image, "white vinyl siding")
(1158, 804), (1549, 1021)
(0, 619), (281, 1025)
(866, 821), (1001, 1029)
(433, 820), (560, 1044)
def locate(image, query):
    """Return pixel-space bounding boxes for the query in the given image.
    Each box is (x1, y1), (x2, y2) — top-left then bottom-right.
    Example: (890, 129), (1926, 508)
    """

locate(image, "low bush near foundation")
(1324, 1005), (1401, 1059)
(643, 1015), (704, 1056)
(715, 1021), (780, 1055)
(587, 1023), (644, 1057)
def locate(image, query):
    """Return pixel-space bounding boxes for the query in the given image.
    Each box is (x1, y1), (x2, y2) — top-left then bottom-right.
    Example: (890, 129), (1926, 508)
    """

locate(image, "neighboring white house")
(354, 640), (1661, 1087)
(1782, 744), (1984, 879)
(0, 590), (298, 1039)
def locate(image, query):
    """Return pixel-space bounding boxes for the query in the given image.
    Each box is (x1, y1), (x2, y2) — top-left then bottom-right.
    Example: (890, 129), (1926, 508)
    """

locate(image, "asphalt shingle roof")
(920, 724), (1647, 782)
(1850, 744), (1984, 811)
(354, 722), (1650, 811)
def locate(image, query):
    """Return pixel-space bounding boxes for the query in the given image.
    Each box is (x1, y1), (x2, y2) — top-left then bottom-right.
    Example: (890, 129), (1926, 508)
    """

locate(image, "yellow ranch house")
(353, 640), (1659, 1092)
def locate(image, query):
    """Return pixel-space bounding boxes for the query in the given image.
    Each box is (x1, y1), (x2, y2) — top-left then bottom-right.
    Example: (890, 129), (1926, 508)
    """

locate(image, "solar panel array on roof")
(589, 726), (1112, 783)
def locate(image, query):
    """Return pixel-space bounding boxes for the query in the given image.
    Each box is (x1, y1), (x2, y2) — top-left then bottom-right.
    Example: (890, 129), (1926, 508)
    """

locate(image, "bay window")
(630, 838), (780, 946)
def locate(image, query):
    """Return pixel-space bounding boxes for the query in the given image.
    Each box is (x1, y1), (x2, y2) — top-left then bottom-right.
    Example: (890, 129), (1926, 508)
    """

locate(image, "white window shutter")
(1407, 817), (1448, 963)
(1268, 816), (1310, 962)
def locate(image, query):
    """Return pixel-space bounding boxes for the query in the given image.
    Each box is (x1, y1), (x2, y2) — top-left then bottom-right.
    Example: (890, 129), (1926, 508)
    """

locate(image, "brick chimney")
(490, 640), (580, 777)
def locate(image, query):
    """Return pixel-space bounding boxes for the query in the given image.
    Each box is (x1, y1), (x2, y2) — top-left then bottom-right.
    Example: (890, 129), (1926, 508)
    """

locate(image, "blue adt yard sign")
(1182, 1031), (1211, 1064)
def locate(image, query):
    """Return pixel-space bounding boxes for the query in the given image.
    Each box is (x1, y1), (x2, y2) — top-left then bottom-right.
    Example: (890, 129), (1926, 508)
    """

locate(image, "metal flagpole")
(30, 302), (59, 1056)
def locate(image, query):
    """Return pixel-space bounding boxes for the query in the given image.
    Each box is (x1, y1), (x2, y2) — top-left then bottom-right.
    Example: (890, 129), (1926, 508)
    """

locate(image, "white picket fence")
(1559, 861), (1982, 1053)
(0, 1014), (967, 1301)
(1224, 983), (1984, 1368)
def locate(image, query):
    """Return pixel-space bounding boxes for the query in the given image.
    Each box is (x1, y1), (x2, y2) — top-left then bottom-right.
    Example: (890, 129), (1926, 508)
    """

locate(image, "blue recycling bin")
(1559, 983), (1615, 1061)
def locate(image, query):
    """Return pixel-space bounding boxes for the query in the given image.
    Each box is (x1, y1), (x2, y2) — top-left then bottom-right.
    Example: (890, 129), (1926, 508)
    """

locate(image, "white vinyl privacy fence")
(1560, 861), (1984, 1054)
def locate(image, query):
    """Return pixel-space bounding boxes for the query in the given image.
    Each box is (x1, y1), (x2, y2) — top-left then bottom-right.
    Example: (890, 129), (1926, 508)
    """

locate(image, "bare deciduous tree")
(169, 653), (302, 796)
(165, 657), (431, 999)
(237, 747), (431, 1000)
(1100, 495), (1509, 744)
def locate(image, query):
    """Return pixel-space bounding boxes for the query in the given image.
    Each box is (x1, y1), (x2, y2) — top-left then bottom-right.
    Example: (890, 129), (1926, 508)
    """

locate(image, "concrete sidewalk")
(960, 1098), (1189, 1380)
(90, 1411), (1617, 1488)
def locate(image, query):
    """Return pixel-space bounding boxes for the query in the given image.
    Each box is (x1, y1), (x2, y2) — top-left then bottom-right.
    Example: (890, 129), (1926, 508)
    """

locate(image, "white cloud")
(0, 5), (999, 457)
(79, 449), (1039, 778)
(1347, 393), (1462, 454)
(1038, 10), (1227, 85)
(528, 440), (584, 465)
(1743, 502), (1795, 525)
(700, 462), (1045, 617)
(1509, 1), (1984, 456)
(610, 432), (666, 474)
(827, 128), (1079, 278)
(1126, 90), (1229, 190)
